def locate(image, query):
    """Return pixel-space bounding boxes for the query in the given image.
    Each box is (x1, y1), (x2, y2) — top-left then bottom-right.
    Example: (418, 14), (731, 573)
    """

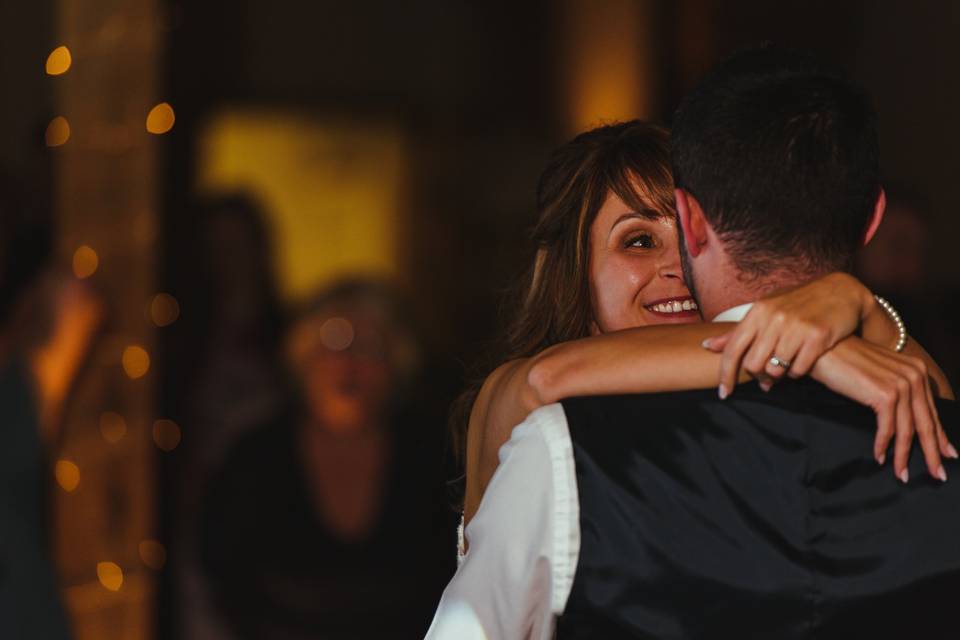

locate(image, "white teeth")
(648, 299), (698, 314)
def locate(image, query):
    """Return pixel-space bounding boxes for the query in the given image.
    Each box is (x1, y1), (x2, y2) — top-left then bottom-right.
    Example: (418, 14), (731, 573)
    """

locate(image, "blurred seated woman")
(202, 279), (454, 640)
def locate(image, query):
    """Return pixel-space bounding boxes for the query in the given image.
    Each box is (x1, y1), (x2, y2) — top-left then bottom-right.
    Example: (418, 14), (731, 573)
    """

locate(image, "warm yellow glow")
(55, 460), (80, 493)
(146, 102), (175, 134)
(46, 45), (72, 75)
(72, 245), (98, 278)
(562, 0), (657, 133)
(153, 419), (181, 452)
(45, 116), (71, 147)
(138, 540), (167, 570)
(149, 293), (180, 327)
(122, 345), (150, 379)
(99, 411), (127, 444)
(96, 562), (124, 591)
(198, 111), (405, 300)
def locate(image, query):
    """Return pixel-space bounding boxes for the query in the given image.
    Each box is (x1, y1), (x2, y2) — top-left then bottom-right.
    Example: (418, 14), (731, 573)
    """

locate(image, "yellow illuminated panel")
(197, 110), (406, 301)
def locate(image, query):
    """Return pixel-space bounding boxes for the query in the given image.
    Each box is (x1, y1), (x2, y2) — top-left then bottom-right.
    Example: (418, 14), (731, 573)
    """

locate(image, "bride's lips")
(643, 296), (700, 319)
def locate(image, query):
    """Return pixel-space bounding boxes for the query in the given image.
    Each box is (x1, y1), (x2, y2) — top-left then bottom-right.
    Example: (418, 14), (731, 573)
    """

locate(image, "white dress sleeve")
(424, 403), (579, 640)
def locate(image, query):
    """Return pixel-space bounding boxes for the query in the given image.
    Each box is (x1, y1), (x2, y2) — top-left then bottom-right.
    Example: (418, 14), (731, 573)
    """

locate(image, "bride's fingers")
(918, 367), (954, 459)
(762, 333), (804, 382)
(893, 354), (946, 480)
(741, 327), (782, 380)
(918, 370), (956, 459)
(785, 334), (824, 379)
(701, 332), (731, 352)
(892, 379), (914, 482)
(718, 322), (760, 399)
(910, 379), (945, 482)
(873, 398), (895, 466)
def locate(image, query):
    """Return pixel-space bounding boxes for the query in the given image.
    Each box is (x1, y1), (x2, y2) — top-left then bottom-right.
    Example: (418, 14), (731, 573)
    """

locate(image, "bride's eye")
(625, 232), (657, 249)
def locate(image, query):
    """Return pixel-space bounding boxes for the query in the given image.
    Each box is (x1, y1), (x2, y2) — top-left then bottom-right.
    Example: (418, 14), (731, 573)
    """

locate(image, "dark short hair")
(671, 47), (880, 275)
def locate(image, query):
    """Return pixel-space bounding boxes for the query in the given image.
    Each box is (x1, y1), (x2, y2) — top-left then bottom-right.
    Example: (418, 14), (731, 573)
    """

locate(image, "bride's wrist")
(860, 288), (899, 348)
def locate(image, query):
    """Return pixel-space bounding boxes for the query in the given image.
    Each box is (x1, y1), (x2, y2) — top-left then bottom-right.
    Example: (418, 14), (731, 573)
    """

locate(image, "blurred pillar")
(559, 0), (661, 134)
(50, 1), (163, 639)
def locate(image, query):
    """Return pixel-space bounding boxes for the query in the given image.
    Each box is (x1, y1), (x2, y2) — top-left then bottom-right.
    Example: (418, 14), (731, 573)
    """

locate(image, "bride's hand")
(810, 337), (956, 482)
(704, 272), (872, 395)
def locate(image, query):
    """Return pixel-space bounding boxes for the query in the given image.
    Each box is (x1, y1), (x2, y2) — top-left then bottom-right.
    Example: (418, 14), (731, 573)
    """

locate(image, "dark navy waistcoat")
(557, 380), (960, 639)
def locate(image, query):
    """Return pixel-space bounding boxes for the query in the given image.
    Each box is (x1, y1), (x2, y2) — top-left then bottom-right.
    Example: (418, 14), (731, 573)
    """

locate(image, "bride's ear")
(862, 188), (886, 247)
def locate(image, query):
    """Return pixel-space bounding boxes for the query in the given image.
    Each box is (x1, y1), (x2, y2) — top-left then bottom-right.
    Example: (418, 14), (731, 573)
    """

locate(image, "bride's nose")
(657, 251), (683, 280)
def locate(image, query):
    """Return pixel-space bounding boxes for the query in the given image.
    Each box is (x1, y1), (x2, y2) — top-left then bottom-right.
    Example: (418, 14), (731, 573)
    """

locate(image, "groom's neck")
(699, 267), (831, 321)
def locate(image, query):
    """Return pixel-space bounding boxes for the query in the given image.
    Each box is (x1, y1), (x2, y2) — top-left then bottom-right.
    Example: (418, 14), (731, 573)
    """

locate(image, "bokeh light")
(96, 562), (124, 591)
(45, 116), (71, 147)
(45, 45), (72, 75)
(146, 102), (175, 134)
(55, 460), (80, 493)
(72, 245), (99, 278)
(99, 411), (127, 444)
(149, 293), (180, 327)
(152, 419), (181, 452)
(122, 345), (151, 379)
(319, 317), (354, 351)
(138, 540), (167, 570)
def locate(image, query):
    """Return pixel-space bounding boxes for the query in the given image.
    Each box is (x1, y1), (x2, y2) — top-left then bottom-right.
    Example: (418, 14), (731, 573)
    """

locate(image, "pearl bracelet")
(874, 295), (907, 353)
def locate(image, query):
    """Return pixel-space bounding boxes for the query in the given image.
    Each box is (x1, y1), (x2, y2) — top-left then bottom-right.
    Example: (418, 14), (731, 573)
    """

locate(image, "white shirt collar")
(712, 302), (754, 323)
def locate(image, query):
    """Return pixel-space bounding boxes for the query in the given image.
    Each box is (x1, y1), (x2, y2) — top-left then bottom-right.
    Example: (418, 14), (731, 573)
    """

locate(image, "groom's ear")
(862, 188), (887, 247)
(675, 189), (708, 258)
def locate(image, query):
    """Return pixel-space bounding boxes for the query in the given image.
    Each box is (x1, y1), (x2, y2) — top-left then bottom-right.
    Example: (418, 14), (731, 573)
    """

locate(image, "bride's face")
(588, 189), (700, 333)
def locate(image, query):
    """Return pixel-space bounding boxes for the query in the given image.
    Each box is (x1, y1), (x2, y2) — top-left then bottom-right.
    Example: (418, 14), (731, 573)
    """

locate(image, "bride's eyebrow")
(611, 210), (662, 229)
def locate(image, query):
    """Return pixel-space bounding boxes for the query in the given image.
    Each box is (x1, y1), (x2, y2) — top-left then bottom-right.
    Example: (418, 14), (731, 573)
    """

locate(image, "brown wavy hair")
(448, 121), (676, 495)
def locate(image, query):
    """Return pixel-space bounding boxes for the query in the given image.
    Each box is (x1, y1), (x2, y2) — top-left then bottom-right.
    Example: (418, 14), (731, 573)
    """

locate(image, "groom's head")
(671, 47), (885, 319)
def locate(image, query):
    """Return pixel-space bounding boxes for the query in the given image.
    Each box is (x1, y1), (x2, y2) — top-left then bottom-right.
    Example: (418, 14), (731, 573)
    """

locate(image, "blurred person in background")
(0, 171), (102, 639)
(170, 194), (290, 639)
(201, 278), (454, 639)
(856, 186), (960, 385)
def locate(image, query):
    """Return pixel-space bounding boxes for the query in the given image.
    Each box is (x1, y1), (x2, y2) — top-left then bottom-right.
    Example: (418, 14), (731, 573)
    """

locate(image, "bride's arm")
(711, 272), (953, 400)
(462, 323), (740, 524)
(464, 272), (952, 525)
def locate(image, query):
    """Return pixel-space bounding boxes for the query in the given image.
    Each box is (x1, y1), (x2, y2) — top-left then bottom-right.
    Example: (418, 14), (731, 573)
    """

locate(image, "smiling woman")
(451, 120), (954, 545)
(588, 197), (699, 331)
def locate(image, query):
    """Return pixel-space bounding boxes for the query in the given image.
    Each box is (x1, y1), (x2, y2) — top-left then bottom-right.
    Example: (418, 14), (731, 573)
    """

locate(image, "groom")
(426, 48), (960, 639)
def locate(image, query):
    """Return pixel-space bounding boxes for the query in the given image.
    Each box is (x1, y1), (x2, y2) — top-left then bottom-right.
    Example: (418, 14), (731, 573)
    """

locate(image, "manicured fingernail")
(876, 453), (885, 466)
(948, 444), (959, 459)
(937, 466), (948, 482)
(701, 339), (712, 350)
(718, 384), (728, 400)
(759, 381), (772, 392)
(899, 469), (909, 484)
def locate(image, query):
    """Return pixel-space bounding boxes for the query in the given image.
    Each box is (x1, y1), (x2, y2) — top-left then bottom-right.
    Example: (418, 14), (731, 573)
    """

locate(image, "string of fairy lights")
(45, 42), (178, 594)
